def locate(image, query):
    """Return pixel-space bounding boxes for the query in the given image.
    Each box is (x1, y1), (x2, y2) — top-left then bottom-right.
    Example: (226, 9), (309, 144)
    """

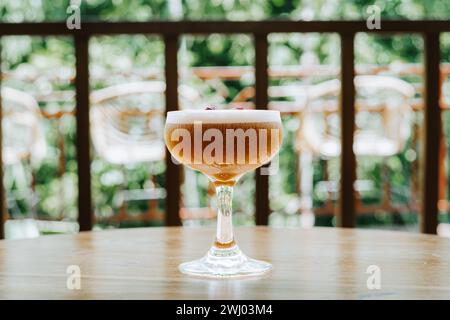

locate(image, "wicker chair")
(297, 75), (415, 226)
(90, 81), (201, 223)
(1, 87), (47, 238)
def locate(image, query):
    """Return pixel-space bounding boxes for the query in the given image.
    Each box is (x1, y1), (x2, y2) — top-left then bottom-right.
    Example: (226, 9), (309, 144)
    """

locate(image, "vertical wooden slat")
(75, 35), (93, 231)
(438, 132), (447, 209)
(254, 33), (270, 225)
(164, 34), (181, 226)
(421, 32), (441, 234)
(0, 39), (4, 239)
(337, 32), (356, 228)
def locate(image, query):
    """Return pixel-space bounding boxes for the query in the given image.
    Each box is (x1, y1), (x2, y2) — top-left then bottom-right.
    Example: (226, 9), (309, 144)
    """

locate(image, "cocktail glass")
(164, 109), (282, 278)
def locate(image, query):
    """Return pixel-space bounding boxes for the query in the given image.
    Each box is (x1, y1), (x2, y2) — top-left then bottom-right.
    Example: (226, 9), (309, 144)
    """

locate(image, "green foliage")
(1, 0), (449, 230)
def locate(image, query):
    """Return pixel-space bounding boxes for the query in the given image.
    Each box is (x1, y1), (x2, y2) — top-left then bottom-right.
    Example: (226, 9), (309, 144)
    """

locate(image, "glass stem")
(215, 185), (234, 246)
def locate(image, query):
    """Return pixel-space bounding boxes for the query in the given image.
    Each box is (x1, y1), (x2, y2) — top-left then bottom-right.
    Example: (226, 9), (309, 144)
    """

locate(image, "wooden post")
(164, 34), (182, 226)
(421, 32), (441, 234)
(75, 34), (93, 231)
(254, 33), (270, 225)
(337, 32), (356, 228)
(0, 40), (4, 239)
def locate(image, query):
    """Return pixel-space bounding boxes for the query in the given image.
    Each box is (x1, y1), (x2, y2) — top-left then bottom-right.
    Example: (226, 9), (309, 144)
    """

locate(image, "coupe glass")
(164, 109), (282, 277)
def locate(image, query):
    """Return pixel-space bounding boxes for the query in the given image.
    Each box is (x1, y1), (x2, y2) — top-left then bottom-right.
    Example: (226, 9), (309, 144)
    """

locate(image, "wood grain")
(0, 41), (4, 239)
(1, 21), (450, 36)
(254, 33), (270, 226)
(164, 34), (181, 227)
(421, 32), (441, 234)
(0, 227), (450, 299)
(338, 33), (356, 228)
(75, 35), (93, 231)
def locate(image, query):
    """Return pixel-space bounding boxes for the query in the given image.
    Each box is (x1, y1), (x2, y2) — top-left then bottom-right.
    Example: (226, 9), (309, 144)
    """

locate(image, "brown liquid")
(165, 121), (282, 185)
(214, 239), (236, 249)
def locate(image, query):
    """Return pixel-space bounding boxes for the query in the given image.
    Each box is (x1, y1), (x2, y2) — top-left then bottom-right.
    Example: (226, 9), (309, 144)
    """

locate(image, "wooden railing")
(0, 20), (448, 238)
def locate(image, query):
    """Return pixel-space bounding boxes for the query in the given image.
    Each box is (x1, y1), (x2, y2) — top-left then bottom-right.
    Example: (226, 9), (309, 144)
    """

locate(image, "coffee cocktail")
(165, 110), (282, 186)
(164, 109), (282, 277)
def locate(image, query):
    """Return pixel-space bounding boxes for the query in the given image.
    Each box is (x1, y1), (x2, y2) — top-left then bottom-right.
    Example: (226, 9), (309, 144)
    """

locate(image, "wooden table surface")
(0, 226), (450, 299)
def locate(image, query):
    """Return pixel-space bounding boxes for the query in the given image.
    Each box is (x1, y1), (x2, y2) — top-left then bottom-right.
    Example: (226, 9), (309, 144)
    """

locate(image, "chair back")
(299, 75), (415, 158)
(90, 81), (201, 165)
(1, 87), (47, 165)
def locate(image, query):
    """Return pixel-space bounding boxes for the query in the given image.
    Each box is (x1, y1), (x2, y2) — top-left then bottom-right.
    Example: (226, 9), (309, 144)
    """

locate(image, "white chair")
(90, 81), (202, 222)
(297, 75), (415, 226)
(2, 87), (47, 166)
(1, 87), (47, 228)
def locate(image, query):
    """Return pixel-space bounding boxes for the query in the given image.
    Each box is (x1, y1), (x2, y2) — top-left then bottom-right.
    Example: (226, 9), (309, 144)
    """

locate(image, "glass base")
(179, 244), (272, 278)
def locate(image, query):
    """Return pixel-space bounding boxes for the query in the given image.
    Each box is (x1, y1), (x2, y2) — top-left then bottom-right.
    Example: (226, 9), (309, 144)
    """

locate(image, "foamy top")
(166, 110), (281, 124)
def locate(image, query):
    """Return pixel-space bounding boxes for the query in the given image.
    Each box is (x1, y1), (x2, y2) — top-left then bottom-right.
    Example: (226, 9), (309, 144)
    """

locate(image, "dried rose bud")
(234, 106), (244, 110)
(205, 105), (216, 110)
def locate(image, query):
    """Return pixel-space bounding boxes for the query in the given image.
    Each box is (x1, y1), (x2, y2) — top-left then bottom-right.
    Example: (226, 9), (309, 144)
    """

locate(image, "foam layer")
(166, 110), (281, 124)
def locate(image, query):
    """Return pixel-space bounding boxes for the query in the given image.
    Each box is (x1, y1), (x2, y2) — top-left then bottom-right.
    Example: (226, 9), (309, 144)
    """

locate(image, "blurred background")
(0, 0), (449, 239)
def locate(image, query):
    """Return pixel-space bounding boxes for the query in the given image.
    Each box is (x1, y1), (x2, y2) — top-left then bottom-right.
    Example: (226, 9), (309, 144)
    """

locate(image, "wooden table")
(0, 226), (450, 299)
